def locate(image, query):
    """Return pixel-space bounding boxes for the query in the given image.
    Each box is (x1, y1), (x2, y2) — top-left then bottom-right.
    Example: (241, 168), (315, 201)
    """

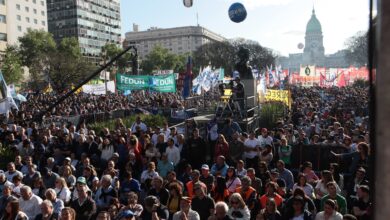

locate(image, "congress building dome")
(306, 9), (322, 34)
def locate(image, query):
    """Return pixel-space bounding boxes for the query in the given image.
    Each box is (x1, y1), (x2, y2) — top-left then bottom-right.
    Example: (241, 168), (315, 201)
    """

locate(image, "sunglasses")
(231, 201), (239, 205)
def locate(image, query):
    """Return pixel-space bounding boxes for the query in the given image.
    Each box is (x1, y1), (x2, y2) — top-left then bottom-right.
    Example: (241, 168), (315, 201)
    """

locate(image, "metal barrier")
(289, 143), (352, 173)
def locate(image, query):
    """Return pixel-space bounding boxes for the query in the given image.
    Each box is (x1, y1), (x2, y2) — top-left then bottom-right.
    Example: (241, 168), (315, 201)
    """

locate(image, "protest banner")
(116, 73), (176, 93)
(82, 81), (115, 95)
(262, 89), (292, 109)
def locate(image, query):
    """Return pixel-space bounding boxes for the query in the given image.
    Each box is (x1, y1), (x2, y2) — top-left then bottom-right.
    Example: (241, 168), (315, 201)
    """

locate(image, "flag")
(44, 83), (53, 94)
(337, 71), (346, 87)
(0, 72), (18, 114)
(71, 84), (83, 94)
(267, 65), (275, 87)
(123, 90), (132, 96)
(182, 56), (192, 99)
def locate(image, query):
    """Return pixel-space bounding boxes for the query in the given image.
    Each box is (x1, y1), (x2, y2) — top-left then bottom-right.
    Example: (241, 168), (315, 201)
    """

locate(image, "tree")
(18, 29), (56, 88)
(1, 45), (24, 84)
(101, 43), (132, 73)
(47, 37), (95, 92)
(141, 45), (186, 74)
(344, 31), (368, 67)
(193, 39), (275, 76)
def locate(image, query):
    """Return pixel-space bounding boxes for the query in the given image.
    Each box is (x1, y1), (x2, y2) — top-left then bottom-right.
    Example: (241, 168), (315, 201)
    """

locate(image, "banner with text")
(263, 89), (292, 109)
(116, 74), (150, 91)
(82, 81), (115, 95)
(116, 73), (176, 93)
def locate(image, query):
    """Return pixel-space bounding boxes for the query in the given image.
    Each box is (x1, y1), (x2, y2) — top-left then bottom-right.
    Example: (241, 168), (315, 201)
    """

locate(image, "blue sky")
(120, 0), (371, 56)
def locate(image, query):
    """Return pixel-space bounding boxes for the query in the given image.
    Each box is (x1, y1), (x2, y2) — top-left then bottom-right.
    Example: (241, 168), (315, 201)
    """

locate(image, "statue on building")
(235, 47), (253, 79)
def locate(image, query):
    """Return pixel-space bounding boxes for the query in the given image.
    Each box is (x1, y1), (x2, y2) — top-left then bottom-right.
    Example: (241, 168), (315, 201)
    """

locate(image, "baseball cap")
(77, 177), (87, 185)
(118, 210), (134, 219)
(64, 157), (71, 161)
(201, 164), (209, 170)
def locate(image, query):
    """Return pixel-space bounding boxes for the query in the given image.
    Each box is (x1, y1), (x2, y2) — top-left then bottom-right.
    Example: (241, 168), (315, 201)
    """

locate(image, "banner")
(263, 89), (292, 109)
(116, 74), (176, 93)
(300, 65), (316, 77)
(116, 74), (150, 91)
(150, 73), (177, 93)
(82, 81), (115, 95)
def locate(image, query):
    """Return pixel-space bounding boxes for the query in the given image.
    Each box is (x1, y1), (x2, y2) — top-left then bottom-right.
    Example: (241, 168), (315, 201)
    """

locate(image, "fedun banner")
(116, 74), (150, 91)
(116, 73), (176, 93)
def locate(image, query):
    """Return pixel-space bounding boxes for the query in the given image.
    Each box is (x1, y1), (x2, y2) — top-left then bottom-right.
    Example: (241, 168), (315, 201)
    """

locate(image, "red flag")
(337, 72), (346, 87)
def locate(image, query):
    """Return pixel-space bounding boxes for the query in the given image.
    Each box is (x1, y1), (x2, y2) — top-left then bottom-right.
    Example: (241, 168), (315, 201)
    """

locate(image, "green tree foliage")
(141, 45), (186, 74)
(193, 38), (275, 76)
(47, 37), (94, 92)
(16, 30), (95, 91)
(18, 30), (56, 88)
(1, 46), (24, 84)
(101, 43), (132, 73)
(345, 31), (368, 67)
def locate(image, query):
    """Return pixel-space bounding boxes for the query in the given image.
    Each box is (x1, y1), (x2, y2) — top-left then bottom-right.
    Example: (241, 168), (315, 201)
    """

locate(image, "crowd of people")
(0, 85), (371, 220)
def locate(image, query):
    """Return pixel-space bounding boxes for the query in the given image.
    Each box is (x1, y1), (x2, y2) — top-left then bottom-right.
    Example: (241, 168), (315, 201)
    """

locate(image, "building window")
(0, 15), (5, 23)
(17, 15), (21, 21)
(33, 9), (37, 14)
(33, 0), (36, 3)
(34, 19), (37, 24)
(41, 11), (45, 16)
(17, 26), (22, 32)
(40, 1), (44, 6)
(25, 7), (29, 12)
(0, 0), (4, 5)
(0, 33), (6, 41)
(41, 20), (45, 26)
(26, 17), (30, 23)
(16, 4), (20, 10)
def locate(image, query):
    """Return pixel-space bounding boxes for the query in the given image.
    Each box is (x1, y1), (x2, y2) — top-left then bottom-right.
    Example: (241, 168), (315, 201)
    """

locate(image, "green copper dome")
(306, 9), (322, 34)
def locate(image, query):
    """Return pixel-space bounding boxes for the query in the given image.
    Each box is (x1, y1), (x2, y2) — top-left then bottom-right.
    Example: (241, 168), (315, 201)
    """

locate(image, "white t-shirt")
(257, 135), (273, 148)
(208, 124), (219, 141)
(130, 122), (147, 132)
(165, 146), (181, 166)
(244, 138), (260, 159)
(19, 194), (43, 219)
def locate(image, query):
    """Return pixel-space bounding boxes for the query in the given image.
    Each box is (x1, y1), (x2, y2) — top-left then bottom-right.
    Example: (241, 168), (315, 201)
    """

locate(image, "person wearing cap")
(117, 209), (135, 220)
(352, 185), (371, 220)
(70, 183), (96, 220)
(199, 164), (215, 195)
(172, 197), (200, 220)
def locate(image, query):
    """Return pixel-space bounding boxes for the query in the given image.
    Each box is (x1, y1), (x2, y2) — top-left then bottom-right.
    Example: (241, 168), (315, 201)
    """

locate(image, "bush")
(88, 114), (167, 134)
(0, 144), (17, 169)
(259, 102), (287, 129)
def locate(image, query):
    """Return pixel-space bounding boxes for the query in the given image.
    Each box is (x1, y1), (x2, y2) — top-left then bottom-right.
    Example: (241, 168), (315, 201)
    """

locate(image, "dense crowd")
(0, 86), (371, 220)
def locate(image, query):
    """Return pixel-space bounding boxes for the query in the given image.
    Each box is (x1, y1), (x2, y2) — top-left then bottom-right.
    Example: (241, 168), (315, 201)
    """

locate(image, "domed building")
(303, 9), (325, 66)
(277, 8), (349, 71)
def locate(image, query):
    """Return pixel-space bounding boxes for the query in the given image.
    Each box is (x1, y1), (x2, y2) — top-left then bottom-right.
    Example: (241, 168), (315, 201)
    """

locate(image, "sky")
(120, 0), (371, 56)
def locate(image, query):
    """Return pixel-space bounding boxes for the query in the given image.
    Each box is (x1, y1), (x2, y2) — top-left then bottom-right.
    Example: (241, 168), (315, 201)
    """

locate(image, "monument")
(235, 47), (257, 108)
